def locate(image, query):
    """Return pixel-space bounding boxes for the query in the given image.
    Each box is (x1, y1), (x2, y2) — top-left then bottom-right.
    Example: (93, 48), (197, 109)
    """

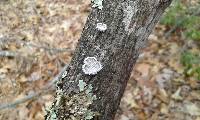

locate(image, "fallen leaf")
(160, 103), (169, 114)
(156, 88), (169, 103)
(183, 102), (200, 116)
(171, 87), (183, 100)
(135, 63), (150, 78)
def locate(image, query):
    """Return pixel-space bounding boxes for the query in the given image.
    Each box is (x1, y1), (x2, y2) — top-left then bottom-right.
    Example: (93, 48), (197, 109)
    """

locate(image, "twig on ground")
(22, 42), (72, 53)
(0, 88), (54, 110)
(0, 35), (73, 53)
(49, 64), (69, 85)
(0, 50), (19, 57)
(0, 64), (68, 111)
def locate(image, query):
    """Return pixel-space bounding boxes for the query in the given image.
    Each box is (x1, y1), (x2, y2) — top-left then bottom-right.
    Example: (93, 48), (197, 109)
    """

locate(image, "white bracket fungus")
(82, 57), (102, 75)
(96, 23), (107, 32)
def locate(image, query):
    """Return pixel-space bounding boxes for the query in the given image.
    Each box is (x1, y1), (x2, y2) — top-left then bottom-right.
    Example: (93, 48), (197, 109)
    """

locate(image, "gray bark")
(45, 0), (172, 120)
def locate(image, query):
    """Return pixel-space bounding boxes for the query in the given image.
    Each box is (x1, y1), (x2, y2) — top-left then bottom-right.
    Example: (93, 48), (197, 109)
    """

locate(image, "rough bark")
(45, 0), (172, 120)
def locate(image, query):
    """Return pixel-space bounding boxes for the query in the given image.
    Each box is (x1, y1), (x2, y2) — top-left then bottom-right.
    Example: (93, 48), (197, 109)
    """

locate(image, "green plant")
(160, 0), (186, 26)
(160, 0), (200, 41)
(180, 51), (200, 80)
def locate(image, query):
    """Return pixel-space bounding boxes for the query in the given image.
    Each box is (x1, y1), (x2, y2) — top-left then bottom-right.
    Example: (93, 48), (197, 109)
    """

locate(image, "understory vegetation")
(161, 0), (200, 81)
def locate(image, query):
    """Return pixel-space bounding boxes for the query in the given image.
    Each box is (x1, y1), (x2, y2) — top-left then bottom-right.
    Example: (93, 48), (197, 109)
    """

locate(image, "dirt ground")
(0, 0), (200, 120)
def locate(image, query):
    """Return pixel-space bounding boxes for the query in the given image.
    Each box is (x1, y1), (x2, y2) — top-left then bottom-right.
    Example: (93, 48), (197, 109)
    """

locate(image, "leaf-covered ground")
(0, 0), (200, 120)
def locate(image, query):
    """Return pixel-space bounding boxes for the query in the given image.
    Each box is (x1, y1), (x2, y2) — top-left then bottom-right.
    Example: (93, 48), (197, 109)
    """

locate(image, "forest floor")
(0, 0), (200, 120)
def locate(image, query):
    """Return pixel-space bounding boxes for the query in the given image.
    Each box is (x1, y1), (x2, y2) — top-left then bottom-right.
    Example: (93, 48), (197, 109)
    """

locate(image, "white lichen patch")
(82, 57), (102, 75)
(45, 89), (64, 120)
(49, 110), (57, 120)
(45, 102), (58, 120)
(78, 80), (87, 92)
(96, 23), (107, 31)
(61, 70), (68, 78)
(84, 109), (96, 119)
(85, 84), (97, 101)
(91, 0), (103, 10)
(55, 89), (63, 106)
(123, 1), (138, 34)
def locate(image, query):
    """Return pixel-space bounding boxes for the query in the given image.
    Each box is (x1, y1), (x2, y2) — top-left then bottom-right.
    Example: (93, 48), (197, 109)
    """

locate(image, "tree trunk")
(45, 0), (172, 120)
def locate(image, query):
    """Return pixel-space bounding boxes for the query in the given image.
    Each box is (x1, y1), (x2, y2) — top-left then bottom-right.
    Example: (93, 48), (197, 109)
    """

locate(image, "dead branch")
(0, 50), (19, 57)
(0, 64), (68, 111)
(0, 35), (73, 53)
(0, 88), (54, 110)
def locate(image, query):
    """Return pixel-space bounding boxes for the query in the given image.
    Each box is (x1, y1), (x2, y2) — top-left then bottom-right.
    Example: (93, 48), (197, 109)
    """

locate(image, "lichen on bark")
(91, 0), (104, 10)
(46, 81), (97, 120)
(45, 0), (172, 119)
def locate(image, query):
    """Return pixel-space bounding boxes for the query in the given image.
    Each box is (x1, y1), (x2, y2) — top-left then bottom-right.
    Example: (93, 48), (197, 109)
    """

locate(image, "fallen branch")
(48, 64), (69, 86)
(0, 64), (68, 110)
(0, 50), (19, 57)
(0, 35), (73, 53)
(0, 88), (54, 110)
(22, 42), (72, 53)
